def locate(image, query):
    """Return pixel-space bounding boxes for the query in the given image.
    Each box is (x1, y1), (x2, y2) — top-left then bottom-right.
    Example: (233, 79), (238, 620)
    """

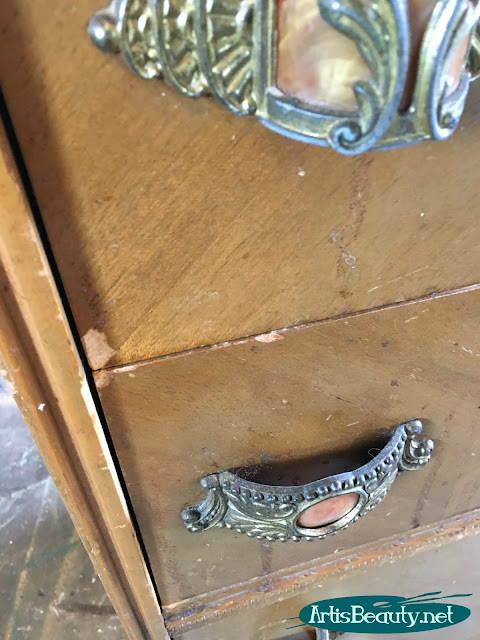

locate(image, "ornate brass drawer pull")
(88, 0), (480, 154)
(181, 420), (433, 542)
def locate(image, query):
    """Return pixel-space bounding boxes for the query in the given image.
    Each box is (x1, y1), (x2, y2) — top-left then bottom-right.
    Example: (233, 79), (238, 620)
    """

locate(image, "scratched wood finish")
(175, 526), (480, 640)
(1, 1), (480, 368)
(95, 287), (480, 606)
(165, 510), (480, 635)
(0, 123), (167, 640)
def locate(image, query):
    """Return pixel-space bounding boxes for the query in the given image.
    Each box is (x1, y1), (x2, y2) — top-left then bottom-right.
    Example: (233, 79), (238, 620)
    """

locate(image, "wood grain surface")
(1, 0), (480, 368)
(96, 287), (480, 606)
(0, 122), (166, 640)
(174, 521), (480, 639)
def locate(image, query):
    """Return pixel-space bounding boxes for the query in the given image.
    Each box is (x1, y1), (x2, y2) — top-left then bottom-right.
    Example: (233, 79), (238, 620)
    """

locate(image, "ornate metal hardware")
(88, 0), (480, 154)
(181, 420), (433, 542)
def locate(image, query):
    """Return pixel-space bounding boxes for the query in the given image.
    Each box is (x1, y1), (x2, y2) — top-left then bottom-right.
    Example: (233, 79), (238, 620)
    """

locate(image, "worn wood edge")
(0, 123), (169, 640)
(164, 508), (480, 634)
(103, 282), (480, 376)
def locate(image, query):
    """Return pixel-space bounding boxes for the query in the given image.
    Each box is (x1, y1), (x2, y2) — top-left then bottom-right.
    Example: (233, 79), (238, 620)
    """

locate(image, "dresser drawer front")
(2, 0), (480, 368)
(95, 288), (480, 606)
(174, 534), (480, 640)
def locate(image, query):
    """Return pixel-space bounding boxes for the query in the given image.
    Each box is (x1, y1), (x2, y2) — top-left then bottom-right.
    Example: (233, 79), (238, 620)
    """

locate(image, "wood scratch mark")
(368, 266), (430, 294)
(107, 282), (480, 375)
(260, 540), (273, 576)
(342, 250), (356, 268)
(404, 316), (419, 323)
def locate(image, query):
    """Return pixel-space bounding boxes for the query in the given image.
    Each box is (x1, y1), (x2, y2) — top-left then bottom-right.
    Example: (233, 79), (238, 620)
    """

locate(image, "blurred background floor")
(0, 375), (126, 640)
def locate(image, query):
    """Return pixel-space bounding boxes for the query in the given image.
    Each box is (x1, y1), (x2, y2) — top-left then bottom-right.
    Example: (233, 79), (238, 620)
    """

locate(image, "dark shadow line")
(0, 89), (164, 619)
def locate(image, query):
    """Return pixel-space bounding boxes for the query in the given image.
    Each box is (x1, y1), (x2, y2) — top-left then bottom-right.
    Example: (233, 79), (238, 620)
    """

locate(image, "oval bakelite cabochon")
(297, 493), (360, 529)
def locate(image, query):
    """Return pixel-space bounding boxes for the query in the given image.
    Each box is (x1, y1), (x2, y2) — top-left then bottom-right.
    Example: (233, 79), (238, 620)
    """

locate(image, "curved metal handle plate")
(88, 0), (480, 153)
(181, 420), (433, 542)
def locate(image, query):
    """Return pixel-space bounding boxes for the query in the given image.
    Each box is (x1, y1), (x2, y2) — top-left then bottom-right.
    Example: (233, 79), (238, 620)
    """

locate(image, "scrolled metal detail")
(316, 0), (409, 154)
(405, 0), (480, 144)
(470, 21), (480, 80)
(431, 3), (473, 138)
(181, 420), (434, 542)
(88, 0), (480, 153)
(399, 420), (434, 471)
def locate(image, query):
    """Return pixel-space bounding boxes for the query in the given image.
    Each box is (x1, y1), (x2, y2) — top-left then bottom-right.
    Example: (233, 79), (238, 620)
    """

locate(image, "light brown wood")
(3, 2), (480, 636)
(1, 0), (480, 368)
(0, 123), (167, 640)
(175, 519), (480, 639)
(95, 286), (480, 608)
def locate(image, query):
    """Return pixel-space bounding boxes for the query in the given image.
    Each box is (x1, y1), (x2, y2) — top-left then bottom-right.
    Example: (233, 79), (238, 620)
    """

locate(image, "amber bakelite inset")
(297, 493), (360, 529)
(277, 0), (371, 110)
(276, 0), (472, 111)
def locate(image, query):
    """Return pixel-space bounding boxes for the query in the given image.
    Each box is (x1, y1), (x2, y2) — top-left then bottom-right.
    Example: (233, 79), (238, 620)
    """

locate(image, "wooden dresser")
(1, 1), (480, 638)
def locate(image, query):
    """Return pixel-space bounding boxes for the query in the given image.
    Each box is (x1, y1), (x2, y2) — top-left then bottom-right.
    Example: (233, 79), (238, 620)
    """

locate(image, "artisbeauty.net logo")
(288, 592), (472, 634)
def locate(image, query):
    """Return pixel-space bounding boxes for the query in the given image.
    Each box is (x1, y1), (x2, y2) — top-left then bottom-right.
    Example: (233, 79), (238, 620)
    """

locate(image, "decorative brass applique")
(313, 0), (409, 154)
(181, 420), (434, 542)
(88, 0), (480, 153)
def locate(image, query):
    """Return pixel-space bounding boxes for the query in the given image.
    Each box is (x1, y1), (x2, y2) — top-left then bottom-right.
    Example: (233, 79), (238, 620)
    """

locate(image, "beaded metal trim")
(181, 420), (433, 542)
